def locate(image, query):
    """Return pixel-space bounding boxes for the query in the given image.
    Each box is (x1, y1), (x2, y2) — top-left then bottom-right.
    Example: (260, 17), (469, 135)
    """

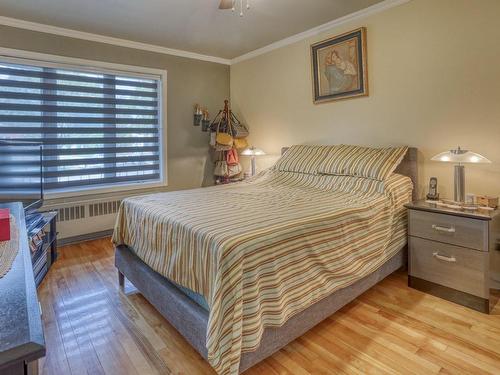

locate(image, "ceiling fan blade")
(219, 0), (233, 10)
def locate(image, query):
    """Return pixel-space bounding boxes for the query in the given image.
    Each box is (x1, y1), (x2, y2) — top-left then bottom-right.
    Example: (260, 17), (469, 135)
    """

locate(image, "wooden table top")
(405, 200), (500, 221)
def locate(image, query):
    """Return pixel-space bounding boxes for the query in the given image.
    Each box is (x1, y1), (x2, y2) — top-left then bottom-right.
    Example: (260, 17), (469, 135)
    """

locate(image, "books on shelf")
(29, 230), (45, 254)
(24, 210), (58, 287)
(25, 212), (43, 229)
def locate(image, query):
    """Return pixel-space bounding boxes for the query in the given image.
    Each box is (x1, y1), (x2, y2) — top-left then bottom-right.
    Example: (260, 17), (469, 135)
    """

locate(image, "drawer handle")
(433, 252), (457, 263)
(432, 224), (456, 233)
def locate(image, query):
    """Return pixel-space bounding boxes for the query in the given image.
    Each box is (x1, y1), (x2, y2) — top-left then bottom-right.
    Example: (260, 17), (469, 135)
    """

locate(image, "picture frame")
(311, 27), (368, 104)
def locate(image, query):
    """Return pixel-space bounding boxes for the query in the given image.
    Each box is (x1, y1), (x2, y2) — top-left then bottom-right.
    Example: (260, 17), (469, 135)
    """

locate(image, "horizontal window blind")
(0, 141), (43, 203)
(0, 60), (162, 192)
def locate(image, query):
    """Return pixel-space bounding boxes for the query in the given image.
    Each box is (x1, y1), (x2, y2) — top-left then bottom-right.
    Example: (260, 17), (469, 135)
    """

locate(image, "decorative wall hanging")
(201, 109), (210, 131)
(193, 100), (249, 184)
(209, 100), (248, 183)
(311, 27), (368, 103)
(193, 104), (203, 126)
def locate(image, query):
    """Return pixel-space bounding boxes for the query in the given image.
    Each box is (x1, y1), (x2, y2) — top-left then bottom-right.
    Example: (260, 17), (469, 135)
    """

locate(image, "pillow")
(273, 145), (335, 175)
(318, 145), (408, 181)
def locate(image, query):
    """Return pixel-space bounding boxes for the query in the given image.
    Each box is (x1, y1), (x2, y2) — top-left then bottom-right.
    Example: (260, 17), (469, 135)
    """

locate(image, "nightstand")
(405, 201), (500, 313)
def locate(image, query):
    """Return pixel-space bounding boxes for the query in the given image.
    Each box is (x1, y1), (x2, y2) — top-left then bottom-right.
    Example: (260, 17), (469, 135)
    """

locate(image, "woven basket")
(0, 216), (18, 278)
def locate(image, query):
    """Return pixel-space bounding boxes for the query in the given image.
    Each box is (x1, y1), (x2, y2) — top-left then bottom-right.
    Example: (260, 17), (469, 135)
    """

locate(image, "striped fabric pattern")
(273, 144), (335, 174)
(112, 170), (412, 375)
(319, 145), (409, 181)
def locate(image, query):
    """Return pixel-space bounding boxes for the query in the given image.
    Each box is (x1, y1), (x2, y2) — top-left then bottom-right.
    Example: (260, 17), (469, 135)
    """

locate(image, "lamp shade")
(431, 147), (491, 164)
(241, 146), (265, 156)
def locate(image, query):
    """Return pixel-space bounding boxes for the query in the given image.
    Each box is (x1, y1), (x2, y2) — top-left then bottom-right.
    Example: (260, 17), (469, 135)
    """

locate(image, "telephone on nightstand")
(426, 177), (439, 200)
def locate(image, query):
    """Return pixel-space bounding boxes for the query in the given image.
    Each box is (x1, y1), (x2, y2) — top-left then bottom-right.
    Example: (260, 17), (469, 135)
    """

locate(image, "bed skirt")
(115, 245), (407, 373)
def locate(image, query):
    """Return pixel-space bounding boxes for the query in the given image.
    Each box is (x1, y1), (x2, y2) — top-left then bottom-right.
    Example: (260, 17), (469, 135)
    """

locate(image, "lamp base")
(454, 164), (465, 203)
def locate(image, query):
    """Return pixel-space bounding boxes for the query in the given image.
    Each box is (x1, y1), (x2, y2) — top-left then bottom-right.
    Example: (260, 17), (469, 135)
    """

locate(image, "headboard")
(394, 147), (418, 201)
(280, 146), (418, 201)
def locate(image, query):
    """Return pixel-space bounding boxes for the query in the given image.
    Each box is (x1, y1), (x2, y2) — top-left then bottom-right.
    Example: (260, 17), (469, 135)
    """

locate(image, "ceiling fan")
(219, 0), (251, 17)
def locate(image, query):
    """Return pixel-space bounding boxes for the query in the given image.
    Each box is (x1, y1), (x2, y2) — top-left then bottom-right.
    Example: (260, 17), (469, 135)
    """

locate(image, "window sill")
(44, 179), (167, 201)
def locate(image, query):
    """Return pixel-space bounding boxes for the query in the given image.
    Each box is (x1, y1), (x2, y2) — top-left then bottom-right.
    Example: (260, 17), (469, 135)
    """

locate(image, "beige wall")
(0, 25), (230, 202)
(231, 0), (500, 199)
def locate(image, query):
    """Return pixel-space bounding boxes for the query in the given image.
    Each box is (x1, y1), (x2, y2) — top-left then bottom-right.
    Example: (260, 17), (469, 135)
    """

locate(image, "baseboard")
(408, 276), (489, 313)
(58, 229), (113, 246)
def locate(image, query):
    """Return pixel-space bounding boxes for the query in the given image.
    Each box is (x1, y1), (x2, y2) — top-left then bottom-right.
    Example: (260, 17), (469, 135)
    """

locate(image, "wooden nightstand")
(405, 200), (500, 313)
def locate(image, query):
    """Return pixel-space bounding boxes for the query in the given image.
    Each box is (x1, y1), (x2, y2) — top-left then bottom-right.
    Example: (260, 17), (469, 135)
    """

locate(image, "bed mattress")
(113, 170), (412, 374)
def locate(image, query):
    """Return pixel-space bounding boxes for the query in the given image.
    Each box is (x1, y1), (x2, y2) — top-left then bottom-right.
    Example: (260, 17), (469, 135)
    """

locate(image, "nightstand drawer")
(409, 237), (488, 298)
(408, 210), (487, 251)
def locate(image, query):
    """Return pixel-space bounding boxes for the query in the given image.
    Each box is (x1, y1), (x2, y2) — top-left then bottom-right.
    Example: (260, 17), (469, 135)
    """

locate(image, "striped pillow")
(319, 145), (408, 181)
(274, 145), (335, 174)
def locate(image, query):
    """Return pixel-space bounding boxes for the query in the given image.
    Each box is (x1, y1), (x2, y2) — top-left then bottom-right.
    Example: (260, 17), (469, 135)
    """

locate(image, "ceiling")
(0, 0), (385, 59)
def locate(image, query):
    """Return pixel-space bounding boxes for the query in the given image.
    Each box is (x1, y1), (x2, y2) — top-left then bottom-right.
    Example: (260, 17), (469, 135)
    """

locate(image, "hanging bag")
(230, 113), (249, 138)
(215, 142), (232, 151)
(213, 119), (233, 151)
(226, 148), (239, 165)
(216, 131), (233, 147)
(214, 161), (229, 176)
(215, 120), (233, 146)
(215, 142), (232, 152)
(233, 138), (248, 150)
(227, 163), (242, 177)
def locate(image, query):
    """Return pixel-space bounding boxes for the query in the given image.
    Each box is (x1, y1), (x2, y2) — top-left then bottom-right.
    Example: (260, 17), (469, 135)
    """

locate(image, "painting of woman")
(324, 49), (358, 93)
(311, 28), (368, 103)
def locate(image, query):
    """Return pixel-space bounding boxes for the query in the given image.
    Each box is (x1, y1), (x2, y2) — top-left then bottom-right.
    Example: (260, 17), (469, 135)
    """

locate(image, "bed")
(113, 145), (417, 374)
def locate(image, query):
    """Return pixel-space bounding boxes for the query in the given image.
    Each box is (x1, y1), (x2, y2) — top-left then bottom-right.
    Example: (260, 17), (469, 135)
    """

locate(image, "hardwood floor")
(38, 238), (500, 375)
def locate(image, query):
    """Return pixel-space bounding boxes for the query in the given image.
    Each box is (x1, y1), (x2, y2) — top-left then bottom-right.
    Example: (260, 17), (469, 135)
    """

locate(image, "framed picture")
(311, 27), (368, 103)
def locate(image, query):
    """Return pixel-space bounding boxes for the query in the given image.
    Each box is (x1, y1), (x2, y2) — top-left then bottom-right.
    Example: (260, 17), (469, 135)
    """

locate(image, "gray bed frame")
(115, 147), (418, 373)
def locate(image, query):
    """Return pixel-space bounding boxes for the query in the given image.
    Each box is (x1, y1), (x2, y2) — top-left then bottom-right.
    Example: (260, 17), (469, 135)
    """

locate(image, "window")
(0, 55), (165, 196)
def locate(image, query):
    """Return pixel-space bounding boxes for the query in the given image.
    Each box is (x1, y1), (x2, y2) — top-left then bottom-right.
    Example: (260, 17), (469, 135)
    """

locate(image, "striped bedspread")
(112, 170), (412, 374)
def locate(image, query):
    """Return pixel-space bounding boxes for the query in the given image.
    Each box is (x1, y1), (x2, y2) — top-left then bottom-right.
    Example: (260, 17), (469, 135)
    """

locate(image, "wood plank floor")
(38, 238), (500, 375)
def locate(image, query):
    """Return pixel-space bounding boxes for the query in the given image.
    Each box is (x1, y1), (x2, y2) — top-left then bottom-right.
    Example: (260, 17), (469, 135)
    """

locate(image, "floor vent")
(89, 200), (122, 217)
(57, 205), (86, 222)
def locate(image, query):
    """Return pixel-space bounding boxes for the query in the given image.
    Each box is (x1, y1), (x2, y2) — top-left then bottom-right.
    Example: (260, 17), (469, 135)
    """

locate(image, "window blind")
(0, 60), (162, 192)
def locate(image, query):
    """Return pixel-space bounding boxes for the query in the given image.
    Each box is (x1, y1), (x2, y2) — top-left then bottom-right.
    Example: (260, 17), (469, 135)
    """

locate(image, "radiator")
(44, 199), (122, 240)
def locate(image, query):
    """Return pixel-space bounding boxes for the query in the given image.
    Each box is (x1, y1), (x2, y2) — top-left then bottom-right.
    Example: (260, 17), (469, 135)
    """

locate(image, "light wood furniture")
(37, 238), (500, 374)
(0, 203), (45, 375)
(406, 200), (500, 313)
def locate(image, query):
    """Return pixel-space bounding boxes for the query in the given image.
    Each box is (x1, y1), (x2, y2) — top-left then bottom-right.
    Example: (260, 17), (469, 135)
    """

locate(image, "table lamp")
(431, 146), (491, 202)
(241, 146), (265, 176)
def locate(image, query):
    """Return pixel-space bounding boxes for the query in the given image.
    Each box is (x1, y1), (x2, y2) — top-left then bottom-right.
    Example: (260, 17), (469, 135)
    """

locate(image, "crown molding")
(0, 16), (232, 65)
(0, 0), (410, 66)
(231, 0), (411, 64)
